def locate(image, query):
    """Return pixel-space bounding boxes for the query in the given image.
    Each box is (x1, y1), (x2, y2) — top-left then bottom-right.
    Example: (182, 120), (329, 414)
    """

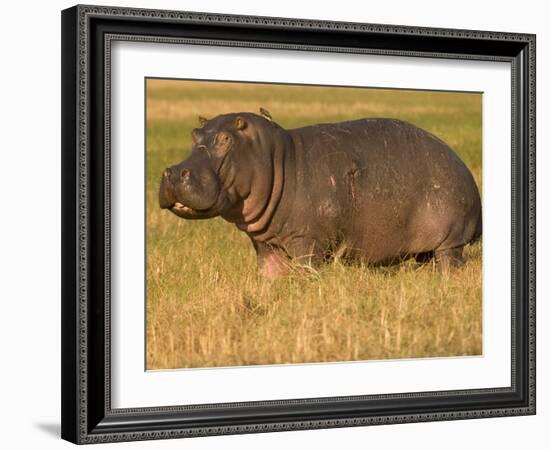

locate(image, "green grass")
(146, 79), (482, 369)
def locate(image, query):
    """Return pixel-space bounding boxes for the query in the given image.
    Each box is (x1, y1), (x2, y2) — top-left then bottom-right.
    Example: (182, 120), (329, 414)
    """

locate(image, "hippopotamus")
(159, 110), (481, 278)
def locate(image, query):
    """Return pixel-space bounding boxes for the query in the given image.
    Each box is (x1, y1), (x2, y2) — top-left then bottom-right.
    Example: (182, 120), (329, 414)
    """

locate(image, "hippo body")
(159, 113), (481, 277)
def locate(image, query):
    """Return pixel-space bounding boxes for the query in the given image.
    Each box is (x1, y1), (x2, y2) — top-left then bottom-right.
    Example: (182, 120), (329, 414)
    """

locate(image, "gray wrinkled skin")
(159, 112), (482, 278)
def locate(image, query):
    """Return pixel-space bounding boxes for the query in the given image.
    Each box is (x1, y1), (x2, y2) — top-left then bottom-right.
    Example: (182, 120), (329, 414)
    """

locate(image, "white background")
(112, 43), (511, 408)
(0, 0), (546, 449)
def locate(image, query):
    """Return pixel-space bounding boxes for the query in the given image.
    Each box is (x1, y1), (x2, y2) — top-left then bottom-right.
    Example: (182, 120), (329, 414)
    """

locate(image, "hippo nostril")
(180, 169), (190, 180)
(163, 169), (171, 178)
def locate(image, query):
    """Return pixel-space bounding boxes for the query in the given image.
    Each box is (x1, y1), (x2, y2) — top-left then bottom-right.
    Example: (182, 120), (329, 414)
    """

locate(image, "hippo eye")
(217, 133), (232, 146)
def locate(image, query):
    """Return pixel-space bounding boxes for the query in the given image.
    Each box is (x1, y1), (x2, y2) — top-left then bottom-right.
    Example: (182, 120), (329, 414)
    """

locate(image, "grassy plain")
(146, 80), (482, 369)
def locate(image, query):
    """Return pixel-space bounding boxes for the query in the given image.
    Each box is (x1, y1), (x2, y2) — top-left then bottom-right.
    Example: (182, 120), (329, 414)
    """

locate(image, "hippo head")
(159, 111), (282, 224)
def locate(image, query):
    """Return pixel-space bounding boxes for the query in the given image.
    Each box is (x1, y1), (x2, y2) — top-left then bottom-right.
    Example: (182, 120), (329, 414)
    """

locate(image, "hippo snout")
(159, 166), (197, 209)
(158, 159), (224, 218)
(159, 168), (177, 209)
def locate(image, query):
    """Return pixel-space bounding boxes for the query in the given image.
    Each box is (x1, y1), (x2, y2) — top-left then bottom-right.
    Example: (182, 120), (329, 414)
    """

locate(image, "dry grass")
(146, 79), (482, 370)
(147, 98), (463, 122)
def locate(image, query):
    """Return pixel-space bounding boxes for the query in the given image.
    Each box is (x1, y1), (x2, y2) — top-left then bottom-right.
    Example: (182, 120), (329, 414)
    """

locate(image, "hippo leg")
(253, 242), (289, 279)
(434, 246), (464, 271)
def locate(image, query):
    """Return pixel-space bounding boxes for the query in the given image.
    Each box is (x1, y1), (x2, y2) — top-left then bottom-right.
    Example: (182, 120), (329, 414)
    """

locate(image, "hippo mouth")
(171, 201), (195, 214)
(166, 192), (230, 219)
(168, 201), (211, 218)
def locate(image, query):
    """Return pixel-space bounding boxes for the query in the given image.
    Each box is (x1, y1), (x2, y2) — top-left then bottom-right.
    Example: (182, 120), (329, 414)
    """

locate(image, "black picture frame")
(61, 4), (536, 444)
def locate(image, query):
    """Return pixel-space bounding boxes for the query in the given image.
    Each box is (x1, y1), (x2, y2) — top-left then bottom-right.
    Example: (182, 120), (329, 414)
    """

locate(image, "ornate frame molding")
(61, 5), (536, 444)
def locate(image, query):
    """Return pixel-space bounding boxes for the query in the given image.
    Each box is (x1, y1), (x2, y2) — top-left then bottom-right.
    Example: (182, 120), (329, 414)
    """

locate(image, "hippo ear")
(234, 116), (247, 130)
(198, 115), (208, 127)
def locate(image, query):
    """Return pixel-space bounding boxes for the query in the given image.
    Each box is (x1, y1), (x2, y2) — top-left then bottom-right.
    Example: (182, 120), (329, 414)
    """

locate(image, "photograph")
(58, 3), (536, 445)
(146, 79), (483, 370)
